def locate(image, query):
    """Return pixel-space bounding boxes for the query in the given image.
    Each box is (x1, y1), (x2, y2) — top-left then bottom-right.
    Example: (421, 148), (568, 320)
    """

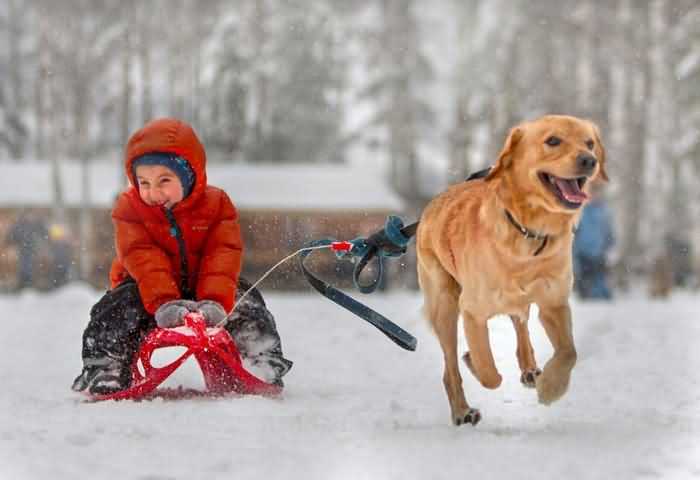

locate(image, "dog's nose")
(576, 153), (597, 174)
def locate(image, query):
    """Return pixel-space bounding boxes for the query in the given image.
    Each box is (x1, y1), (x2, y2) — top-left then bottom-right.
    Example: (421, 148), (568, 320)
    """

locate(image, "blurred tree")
(668, 0), (700, 239)
(265, 2), (347, 164)
(360, 0), (435, 207)
(0, 0), (30, 159)
(31, 0), (124, 279)
(447, 0), (481, 184)
(204, 0), (347, 163)
(615, 0), (651, 283)
(677, 2), (700, 195)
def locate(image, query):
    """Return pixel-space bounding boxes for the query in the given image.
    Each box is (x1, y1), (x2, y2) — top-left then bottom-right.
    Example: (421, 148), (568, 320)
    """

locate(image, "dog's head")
(486, 115), (608, 213)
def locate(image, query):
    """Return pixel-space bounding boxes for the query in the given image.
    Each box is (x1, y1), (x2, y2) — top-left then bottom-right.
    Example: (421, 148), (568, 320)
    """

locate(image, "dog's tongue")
(554, 178), (588, 203)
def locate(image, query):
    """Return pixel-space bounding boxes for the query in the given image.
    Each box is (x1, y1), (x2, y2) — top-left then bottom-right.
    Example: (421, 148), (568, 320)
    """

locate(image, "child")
(72, 118), (292, 395)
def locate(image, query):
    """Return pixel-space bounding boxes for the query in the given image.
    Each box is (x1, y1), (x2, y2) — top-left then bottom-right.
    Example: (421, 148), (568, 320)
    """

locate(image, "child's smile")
(135, 164), (184, 209)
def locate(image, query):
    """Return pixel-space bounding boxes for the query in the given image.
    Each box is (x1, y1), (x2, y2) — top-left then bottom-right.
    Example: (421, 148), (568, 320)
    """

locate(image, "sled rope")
(215, 243), (334, 328)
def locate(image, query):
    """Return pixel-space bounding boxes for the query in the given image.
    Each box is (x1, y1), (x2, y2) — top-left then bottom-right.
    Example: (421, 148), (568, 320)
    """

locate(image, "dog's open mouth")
(538, 172), (588, 209)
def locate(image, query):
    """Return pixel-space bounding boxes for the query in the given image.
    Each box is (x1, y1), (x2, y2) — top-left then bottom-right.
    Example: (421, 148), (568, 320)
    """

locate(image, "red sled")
(87, 312), (282, 401)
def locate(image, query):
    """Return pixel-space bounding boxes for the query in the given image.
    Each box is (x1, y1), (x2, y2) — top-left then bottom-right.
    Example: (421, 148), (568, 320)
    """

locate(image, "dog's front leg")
(434, 317), (481, 426)
(510, 312), (541, 388)
(536, 302), (577, 404)
(463, 313), (502, 389)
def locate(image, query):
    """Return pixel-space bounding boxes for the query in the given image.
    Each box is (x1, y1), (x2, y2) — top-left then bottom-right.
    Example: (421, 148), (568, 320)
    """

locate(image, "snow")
(1, 284), (699, 480)
(0, 162), (404, 211)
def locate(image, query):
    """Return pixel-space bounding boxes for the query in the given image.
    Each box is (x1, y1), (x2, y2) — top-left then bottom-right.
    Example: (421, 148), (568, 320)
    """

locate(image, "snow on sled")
(86, 312), (282, 402)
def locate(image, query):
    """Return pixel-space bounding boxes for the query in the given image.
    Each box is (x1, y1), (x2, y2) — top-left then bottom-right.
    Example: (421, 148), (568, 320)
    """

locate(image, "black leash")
(299, 240), (417, 351)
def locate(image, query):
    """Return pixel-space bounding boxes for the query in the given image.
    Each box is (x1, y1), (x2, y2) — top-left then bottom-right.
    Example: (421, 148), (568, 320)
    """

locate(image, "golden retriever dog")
(416, 115), (608, 426)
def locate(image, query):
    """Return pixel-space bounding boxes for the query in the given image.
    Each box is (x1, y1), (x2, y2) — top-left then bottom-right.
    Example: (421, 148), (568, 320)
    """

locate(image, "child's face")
(135, 164), (184, 208)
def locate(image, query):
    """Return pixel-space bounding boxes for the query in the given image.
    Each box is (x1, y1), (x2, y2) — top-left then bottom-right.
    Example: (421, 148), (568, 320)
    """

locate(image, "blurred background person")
(48, 222), (75, 288)
(5, 210), (48, 291)
(665, 234), (694, 289)
(649, 247), (674, 299)
(649, 234), (696, 299)
(573, 183), (615, 300)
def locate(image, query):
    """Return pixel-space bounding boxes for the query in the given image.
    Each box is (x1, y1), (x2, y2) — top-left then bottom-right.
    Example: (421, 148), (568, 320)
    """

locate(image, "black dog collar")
(503, 209), (549, 256)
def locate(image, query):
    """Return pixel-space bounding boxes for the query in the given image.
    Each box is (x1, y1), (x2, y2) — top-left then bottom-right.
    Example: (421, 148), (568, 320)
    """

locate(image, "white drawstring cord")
(214, 244), (333, 328)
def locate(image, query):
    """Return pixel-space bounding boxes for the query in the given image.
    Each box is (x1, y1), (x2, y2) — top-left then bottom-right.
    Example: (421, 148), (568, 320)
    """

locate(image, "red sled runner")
(88, 312), (282, 401)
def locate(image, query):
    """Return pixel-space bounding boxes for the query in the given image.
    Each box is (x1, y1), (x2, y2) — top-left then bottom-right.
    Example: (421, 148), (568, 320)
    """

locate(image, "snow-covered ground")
(1, 284), (699, 480)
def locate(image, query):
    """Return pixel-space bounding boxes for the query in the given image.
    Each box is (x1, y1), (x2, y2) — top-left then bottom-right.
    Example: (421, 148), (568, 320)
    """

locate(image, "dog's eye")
(545, 136), (561, 147)
(585, 139), (595, 150)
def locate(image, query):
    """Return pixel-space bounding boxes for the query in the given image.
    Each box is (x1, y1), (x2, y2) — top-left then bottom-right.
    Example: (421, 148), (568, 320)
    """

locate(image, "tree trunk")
(34, 10), (49, 160)
(7, 0), (25, 159)
(77, 75), (92, 281)
(448, 0), (480, 184)
(617, 0), (650, 283)
(588, 2), (613, 133)
(191, 47), (201, 130)
(251, 0), (270, 162)
(120, 13), (132, 184)
(654, 0), (687, 244)
(138, 2), (153, 125)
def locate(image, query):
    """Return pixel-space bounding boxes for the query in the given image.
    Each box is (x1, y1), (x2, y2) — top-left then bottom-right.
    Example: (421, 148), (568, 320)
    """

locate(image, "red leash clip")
(330, 241), (354, 253)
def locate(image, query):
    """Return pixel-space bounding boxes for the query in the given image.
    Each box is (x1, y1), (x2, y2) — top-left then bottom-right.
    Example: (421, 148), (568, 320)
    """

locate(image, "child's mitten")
(155, 299), (198, 327)
(196, 300), (227, 326)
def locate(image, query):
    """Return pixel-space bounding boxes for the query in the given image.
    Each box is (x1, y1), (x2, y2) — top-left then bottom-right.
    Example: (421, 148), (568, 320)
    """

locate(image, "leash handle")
(353, 246), (383, 294)
(352, 218), (420, 294)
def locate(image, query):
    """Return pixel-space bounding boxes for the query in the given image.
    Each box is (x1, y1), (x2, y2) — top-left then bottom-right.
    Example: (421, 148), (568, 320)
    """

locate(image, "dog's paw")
(453, 408), (481, 427)
(520, 368), (542, 388)
(536, 371), (570, 405)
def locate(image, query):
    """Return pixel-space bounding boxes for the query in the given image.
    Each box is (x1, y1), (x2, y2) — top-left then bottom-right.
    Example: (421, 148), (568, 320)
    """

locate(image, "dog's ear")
(591, 122), (609, 182)
(486, 126), (523, 181)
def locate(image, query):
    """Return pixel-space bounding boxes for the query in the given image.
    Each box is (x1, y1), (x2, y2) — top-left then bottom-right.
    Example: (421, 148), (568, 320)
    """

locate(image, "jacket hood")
(125, 118), (207, 208)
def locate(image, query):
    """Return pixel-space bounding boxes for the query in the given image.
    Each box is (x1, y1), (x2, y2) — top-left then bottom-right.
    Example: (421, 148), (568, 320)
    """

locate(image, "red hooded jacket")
(109, 118), (243, 314)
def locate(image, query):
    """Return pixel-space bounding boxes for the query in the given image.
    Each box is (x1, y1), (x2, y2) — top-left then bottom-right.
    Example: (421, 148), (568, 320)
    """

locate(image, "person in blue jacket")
(573, 184), (615, 300)
(6, 210), (48, 291)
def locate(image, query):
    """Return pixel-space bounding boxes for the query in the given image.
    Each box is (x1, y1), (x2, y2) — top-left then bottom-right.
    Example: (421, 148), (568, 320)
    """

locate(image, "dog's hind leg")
(418, 259), (480, 426)
(535, 302), (577, 404)
(510, 309), (541, 388)
(462, 311), (502, 389)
